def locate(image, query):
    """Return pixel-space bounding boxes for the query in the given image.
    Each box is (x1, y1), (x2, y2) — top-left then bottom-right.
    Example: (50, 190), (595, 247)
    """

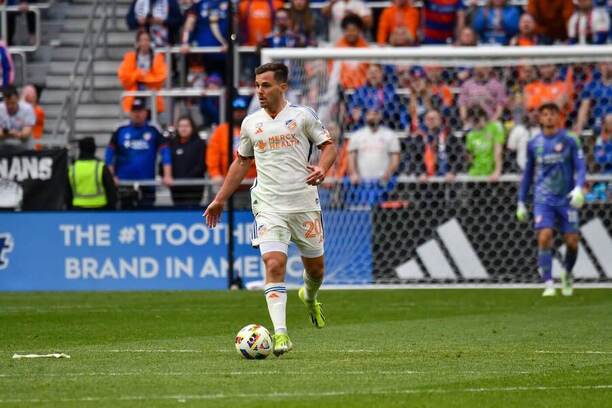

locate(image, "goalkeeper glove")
(568, 187), (585, 209)
(516, 201), (528, 223)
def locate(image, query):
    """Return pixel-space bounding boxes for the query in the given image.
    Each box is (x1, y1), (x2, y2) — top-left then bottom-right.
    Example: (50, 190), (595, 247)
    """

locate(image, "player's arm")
(568, 137), (587, 208)
(517, 141), (535, 221)
(306, 141), (337, 186)
(204, 155), (254, 228)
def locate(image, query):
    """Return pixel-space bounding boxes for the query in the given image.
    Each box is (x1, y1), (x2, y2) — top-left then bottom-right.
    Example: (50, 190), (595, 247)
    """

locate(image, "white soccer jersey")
(238, 101), (331, 214)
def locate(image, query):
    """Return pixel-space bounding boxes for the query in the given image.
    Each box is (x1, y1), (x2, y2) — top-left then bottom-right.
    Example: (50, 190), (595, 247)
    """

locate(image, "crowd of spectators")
(2, 0), (612, 209)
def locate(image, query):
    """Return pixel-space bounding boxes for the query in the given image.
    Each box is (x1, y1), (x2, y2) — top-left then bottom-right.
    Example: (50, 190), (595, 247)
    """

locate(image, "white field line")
(6, 349), (612, 355)
(0, 370), (540, 378)
(0, 384), (610, 404)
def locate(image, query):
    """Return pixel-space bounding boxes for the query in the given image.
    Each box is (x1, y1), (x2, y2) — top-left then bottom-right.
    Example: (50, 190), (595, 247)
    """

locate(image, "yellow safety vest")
(68, 160), (107, 208)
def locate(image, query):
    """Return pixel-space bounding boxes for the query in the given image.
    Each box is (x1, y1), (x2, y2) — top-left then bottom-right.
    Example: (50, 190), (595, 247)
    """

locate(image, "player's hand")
(306, 165), (325, 186)
(568, 187), (585, 209)
(179, 43), (190, 54)
(162, 175), (173, 187)
(204, 200), (224, 228)
(516, 201), (528, 223)
(349, 173), (360, 185)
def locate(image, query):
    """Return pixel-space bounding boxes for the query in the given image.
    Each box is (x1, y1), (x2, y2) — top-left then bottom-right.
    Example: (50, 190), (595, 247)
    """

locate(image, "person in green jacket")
(67, 137), (117, 210)
(465, 105), (505, 180)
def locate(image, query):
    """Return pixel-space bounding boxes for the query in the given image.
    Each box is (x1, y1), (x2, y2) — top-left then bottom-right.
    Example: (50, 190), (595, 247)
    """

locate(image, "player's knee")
(263, 256), (286, 280)
(565, 235), (579, 252)
(303, 257), (324, 279)
(537, 229), (554, 248)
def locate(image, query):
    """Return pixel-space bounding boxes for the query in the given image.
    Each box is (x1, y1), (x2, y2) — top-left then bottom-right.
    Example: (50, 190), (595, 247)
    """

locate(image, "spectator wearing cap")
(168, 115), (206, 206)
(322, 0), (372, 45)
(105, 98), (173, 208)
(510, 13), (541, 46)
(0, 85), (36, 152)
(67, 137), (117, 210)
(421, 0), (466, 45)
(205, 97), (257, 209)
(458, 66), (508, 125)
(377, 0), (419, 46)
(346, 106), (400, 206)
(407, 109), (464, 180)
(347, 64), (408, 131)
(471, 0), (520, 45)
(333, 15), (370, 90)
(118, 30), (168, 114)
(21, 85), (44, 150)
(567, 0), (610, 44)
(126, 0), (183, 46)
(527, 0), (573, 43)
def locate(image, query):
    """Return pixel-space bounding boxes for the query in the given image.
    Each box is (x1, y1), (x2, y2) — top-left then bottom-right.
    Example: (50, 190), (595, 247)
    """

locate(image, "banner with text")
(0, 210), (372, 291)
(0, 148), (68, 210)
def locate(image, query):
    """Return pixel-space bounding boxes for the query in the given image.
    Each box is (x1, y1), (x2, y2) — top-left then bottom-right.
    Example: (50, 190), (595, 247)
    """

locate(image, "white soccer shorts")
(251, 211), (324, 258)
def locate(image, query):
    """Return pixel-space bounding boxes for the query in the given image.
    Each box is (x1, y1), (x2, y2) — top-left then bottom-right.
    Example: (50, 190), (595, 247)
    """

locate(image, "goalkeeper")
(517, 103), (586, 297)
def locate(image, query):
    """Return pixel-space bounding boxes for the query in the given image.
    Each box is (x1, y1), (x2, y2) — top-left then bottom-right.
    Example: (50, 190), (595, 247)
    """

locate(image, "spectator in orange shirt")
(377, 0), (419, 46)
(334, 15), (370, 90)
(239, 0), (284, 46)
(527, 0), (573, 43)
(205, 97), (256, 208)
(21, 84), (44, 150)
(510, 13), (540, 46)
(118, 30), (168, 114)
(524, 64), (574, 125)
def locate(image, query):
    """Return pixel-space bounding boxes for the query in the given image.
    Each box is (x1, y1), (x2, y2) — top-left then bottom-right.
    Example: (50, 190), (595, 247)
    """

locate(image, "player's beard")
(367, 120), (379, 130)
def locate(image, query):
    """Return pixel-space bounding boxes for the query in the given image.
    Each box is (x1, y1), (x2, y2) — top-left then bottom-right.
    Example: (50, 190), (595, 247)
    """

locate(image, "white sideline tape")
(535, 350), (612, 354)
(12, 353), (70, 359)
(0, 384), (610, 403)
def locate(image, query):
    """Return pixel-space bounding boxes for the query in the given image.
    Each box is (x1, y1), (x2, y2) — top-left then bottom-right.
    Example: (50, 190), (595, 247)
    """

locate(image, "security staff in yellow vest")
(67, 137), (117, 209)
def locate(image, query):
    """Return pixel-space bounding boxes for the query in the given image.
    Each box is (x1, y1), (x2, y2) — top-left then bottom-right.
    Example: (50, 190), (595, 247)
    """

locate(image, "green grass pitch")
(1, 289), (611, 407)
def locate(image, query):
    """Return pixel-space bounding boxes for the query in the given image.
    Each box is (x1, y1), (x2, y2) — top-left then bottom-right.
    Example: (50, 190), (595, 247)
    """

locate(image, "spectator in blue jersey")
(346, 64), (407, 131)
(594, 114), (612, 173)
(105, 98), (173, 208)
(574, 62), (612, 137)
(126, 0), (184, 46)
(517, 103), (587, 297)
(180, 0), (228, 79)
(0, 41), (14, 88)
(259, 8), (305, 49)
(471, 0), (520, 45)
(422, 0), (466, 45)
(407, 109), (464, 181)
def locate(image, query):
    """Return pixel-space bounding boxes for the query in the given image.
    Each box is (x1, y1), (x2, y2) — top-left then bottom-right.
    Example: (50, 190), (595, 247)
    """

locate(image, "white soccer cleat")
(560, 269), (574, 296)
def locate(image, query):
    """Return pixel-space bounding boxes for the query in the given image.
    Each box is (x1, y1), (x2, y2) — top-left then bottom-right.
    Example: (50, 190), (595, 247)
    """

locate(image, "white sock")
(303, 270), (323, 301)
(264, 283), (287, 334)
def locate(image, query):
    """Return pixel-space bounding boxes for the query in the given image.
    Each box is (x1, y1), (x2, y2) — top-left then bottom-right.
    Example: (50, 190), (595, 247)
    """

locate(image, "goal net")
(259, 45), (612, 285)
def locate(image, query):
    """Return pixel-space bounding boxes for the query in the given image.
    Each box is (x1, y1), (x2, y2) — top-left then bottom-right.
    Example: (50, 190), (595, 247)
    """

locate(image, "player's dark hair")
(538, 102), (560, 113)
(255, 62), (289, 84)
(2, 85), (18, 99)
(341, 14), (364, 31)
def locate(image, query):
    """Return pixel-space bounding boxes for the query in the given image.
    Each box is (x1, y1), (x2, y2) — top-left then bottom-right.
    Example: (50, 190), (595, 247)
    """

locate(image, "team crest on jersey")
(285, 119), (297, 130)
(256, 140), (266, 152)
(255, 123), (264, 134)
(143, 132), (152, 141)
(554, 143), (564, 152)
(535, 215), (543, 224)
(0, 233), (14, 270)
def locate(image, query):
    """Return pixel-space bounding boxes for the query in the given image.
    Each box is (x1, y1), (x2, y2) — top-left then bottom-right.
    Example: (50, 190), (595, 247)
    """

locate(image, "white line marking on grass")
(535, 350), (612, 354)
(0, 384), (610, 404)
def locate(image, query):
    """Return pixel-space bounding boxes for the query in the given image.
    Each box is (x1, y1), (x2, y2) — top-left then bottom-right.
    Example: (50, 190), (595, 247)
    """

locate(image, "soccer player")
(517, 102), (586, 297)
(204, 62), (337, 356)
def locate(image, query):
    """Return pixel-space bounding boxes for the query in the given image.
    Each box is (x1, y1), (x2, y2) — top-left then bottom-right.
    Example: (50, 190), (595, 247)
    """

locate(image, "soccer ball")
(235, 324), (273, 359)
